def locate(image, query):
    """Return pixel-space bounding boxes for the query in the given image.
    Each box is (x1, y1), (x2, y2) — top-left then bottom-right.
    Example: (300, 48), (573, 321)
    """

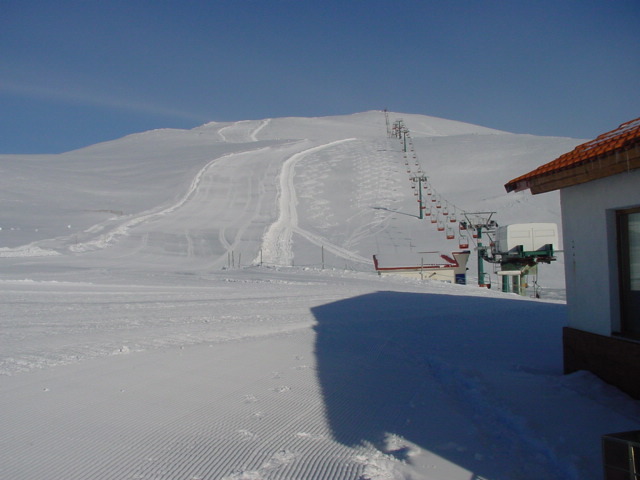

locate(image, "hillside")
(0, 111), (579, 291)
(2, 112), (638, 480)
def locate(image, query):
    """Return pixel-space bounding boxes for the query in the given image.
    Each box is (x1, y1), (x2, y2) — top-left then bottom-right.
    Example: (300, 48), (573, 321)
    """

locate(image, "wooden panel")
(563, 327), (640, 399)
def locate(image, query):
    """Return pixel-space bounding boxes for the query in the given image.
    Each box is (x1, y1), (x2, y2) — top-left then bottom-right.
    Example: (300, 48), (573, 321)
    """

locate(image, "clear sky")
(1, 0), (639, 153)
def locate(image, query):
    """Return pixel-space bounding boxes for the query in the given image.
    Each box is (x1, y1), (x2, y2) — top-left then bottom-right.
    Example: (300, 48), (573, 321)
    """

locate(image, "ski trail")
(69, 146), (273, 253)
(217, 120), (267, 143)
(259, 138), (358, 266)
(217, 125), (230, 142)
(250, 118), (271, 141)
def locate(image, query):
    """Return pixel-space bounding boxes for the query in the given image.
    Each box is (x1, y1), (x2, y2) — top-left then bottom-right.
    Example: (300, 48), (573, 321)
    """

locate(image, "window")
(618, 207), (640, 338)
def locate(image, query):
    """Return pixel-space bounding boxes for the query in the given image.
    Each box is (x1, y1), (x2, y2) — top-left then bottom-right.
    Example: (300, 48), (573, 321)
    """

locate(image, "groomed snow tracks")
(259, 138), (373, 267)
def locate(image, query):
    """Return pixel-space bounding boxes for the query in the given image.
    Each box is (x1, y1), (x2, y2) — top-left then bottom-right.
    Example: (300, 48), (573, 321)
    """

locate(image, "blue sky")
(1, 0), (639, 153)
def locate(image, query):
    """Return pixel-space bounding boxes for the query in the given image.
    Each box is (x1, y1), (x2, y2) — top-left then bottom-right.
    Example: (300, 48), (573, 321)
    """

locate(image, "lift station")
(476, 222), (559, 296)
(385, 113), (558, 297)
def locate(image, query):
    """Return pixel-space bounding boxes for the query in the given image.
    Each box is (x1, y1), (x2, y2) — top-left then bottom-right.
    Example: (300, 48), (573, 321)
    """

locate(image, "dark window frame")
(617, 206), (640, 339)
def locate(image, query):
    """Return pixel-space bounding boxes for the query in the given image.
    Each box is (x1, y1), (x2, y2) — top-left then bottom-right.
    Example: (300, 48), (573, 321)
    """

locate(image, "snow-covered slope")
(0, 111), (578, 289)
(1, 112), (638, 480)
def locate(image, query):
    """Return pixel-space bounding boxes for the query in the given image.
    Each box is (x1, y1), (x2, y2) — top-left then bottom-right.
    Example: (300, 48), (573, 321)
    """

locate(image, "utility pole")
(384, 109), (391, 137)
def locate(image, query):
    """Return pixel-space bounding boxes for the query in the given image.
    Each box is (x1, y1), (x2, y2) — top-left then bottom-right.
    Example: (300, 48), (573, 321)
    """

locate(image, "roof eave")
(504, 180), (529, 193)
(505, 143), (640, 195)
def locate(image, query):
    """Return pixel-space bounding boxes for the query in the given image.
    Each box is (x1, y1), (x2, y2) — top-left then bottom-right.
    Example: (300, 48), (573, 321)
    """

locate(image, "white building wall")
(560, 168), (640, 335)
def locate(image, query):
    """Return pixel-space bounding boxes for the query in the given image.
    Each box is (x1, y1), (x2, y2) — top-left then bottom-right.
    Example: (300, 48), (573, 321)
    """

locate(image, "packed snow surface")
(1, 111), (638, 479)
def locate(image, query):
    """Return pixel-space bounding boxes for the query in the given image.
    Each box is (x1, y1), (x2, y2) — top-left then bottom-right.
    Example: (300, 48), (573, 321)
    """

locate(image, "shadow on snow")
(312, 290), (566, 479)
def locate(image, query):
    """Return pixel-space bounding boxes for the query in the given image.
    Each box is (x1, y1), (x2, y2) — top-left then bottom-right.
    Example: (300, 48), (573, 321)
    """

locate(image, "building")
(373, 251), (470, 284)
(505, 118), (640, 398)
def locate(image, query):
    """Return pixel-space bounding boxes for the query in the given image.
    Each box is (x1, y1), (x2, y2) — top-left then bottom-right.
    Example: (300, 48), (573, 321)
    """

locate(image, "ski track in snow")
(5, 132), (372, 270)
(217, 123), (235, 143)
(250, 118), (271, 141)
(0, 271), (608, 480)
(0, 297), (373, 480)
(57, 118), (274, 260)
(295, 137), (404, 258)
(259, 138), (373, 267)
(63, 145), (273, 255)
(0, 245), (60, 257)
(217, 119), (270, 144)
(67, 161), (219, 253)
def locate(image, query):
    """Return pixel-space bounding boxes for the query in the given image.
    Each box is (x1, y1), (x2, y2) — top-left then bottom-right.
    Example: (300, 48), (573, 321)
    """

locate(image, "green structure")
(477, 222), (558, 296)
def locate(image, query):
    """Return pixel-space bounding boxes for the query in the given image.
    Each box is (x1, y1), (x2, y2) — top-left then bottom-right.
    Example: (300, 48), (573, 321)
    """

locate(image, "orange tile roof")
(505, 117), (640, 192)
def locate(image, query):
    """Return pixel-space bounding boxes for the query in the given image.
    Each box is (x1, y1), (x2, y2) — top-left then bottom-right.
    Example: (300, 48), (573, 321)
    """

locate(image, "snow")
(1, 111), (638, 479)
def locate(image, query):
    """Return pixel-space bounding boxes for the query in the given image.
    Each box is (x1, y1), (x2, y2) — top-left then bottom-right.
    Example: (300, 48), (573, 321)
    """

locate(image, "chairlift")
(446, 227), (455, 240)
(459, 235), (469, 249)
(437, 220), (445, 231)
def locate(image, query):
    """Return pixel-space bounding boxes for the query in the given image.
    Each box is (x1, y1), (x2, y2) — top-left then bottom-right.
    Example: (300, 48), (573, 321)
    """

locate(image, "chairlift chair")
(446, 227), (455, 240)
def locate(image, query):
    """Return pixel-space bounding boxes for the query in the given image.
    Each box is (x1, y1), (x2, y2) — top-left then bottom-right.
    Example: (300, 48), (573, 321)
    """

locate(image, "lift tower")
(410, 174), (429, 219)
(462, 212), (498, 288)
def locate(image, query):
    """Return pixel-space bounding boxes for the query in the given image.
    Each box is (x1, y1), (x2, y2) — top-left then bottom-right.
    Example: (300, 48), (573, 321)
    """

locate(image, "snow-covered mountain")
(0, 111), (579, 289)
(3, 112), (638, 480)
